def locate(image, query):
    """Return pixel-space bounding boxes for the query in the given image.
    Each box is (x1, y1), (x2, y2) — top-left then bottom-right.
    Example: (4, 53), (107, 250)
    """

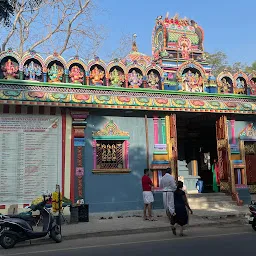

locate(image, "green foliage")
(205, 51), (228, 76)
(206, 51), (256, 76)
(0, 0), (44, 27)
(0, 0), (14, 26)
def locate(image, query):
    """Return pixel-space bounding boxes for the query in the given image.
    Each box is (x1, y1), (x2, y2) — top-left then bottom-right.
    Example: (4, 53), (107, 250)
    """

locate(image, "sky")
(96, 0), (256, 65)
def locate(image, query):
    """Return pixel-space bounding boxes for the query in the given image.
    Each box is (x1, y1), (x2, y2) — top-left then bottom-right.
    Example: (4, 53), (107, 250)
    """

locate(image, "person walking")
(171, 181), (193, 236)
(141, 169), (154, 221)
(160, 168), (176, 227)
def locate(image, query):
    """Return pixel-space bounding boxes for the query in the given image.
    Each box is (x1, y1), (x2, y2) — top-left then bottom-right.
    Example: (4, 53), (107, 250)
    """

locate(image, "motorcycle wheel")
(50, 225), (62, 243)
(0, 234), (17, 249)
(252, 220), (256, 231)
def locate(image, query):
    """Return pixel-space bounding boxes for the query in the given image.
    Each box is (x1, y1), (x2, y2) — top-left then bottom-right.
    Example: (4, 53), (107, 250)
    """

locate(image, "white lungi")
(143, 191), (154, 204)
(163, 191), (175, 215)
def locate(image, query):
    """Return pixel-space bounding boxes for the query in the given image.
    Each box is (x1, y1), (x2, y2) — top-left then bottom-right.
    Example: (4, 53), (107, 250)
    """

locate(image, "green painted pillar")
(161, 117), (166, 144)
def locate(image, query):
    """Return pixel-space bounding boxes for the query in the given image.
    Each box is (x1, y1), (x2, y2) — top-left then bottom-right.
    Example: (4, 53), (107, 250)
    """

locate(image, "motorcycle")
(0, 198), (62, 249)
(248, 200), (256, 231)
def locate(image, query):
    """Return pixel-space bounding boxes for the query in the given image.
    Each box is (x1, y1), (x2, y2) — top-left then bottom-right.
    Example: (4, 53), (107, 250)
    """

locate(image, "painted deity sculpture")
(147, 71), (159, 89)
(24, 61), (42, 81)
(181, 70), (203, 92)
(48, 63), (64, 83)
(109, 68), (125, 87)
(236, 78), (245, 89)
(128, 70), (143, 88)
(69, 66), (84, 84)
(90, 66), (104, 85)
(1, 59), (19, 79)
(250, 79), (256, 95)
(220, 78), (231, 93)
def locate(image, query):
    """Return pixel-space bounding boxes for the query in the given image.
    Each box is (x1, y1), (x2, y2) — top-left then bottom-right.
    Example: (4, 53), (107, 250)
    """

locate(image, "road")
(0, 224), (255, 256)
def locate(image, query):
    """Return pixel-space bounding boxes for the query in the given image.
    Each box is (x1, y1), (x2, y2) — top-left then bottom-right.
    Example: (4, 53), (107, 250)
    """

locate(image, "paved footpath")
(30, 207), (249, 240)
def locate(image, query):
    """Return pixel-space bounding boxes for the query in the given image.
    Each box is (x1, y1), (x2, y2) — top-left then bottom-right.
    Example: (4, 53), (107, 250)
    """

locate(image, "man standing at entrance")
(142, 169), (154, 220)
(160, 168), (177, 223)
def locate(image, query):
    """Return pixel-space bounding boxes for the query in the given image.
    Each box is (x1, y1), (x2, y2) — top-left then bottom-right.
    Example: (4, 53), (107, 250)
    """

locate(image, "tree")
(245, 61), (256, 74)
(0, 0), (45, 26)
(0, 0), (106, 59)
(205, 51), (228, 77)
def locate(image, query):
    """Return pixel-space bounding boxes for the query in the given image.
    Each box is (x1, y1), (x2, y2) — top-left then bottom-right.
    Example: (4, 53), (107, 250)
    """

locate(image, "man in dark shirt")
(141, 168), (154, 220)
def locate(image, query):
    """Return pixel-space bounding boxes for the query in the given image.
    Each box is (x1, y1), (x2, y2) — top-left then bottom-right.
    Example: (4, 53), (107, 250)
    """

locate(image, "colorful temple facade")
(0, 14), (256, 213)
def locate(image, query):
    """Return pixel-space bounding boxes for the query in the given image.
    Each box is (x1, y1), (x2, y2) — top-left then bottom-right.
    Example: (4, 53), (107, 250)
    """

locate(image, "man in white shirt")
(160, 168), (177, 224)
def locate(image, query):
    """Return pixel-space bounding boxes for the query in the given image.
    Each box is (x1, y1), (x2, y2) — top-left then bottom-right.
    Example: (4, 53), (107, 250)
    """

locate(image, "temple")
(0, 13), (255, 213)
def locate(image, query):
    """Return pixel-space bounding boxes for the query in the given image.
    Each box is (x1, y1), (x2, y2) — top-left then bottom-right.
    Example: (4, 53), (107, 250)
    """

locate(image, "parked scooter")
(248, 200), (256, 231)
(0, 198), (62, 249)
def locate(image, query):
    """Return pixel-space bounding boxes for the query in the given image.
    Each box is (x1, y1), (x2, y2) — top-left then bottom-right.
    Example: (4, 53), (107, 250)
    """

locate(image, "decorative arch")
(127, 64), (146, 76)
(233, 71), (249, 95)
(0, 49), (21, 64)
(88, 58), (107, 71)
(217, 70), (234, 94)
(107, 62), (126, 87)
(21, 51), (45, 69)
(248, 72), (256, 95)
(176, 61), (206, 92)
(145, 64), (163, 76)
(107, 61), (127, 74)
(146, 68), (161, 90)
(0, 49), (20, 79)
(67, 56), (88, 71)
(45, 53), (67, 70)
(127, 66), (144, 88)
(45, 53), (66, 83)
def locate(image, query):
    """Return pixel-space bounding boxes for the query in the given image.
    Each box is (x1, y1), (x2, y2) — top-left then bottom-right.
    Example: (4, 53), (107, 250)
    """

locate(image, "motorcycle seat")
(9, 215), (34, 221)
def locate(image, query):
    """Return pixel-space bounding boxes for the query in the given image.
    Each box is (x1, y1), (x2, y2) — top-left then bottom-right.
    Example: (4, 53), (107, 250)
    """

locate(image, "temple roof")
(122, 39), (151, 67)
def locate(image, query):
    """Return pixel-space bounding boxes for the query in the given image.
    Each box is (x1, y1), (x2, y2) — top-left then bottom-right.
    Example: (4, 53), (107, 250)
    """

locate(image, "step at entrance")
(187, 193), (236, 210)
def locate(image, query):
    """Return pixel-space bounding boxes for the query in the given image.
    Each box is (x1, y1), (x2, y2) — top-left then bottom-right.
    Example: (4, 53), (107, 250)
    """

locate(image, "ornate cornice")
(0, 82), (256, 114)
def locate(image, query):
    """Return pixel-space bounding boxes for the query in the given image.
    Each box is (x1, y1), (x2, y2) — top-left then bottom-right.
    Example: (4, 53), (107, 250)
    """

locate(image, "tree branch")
(28, 8), (68, 51)
(1, 1), (25, 51)
(59, 0), (91, 55)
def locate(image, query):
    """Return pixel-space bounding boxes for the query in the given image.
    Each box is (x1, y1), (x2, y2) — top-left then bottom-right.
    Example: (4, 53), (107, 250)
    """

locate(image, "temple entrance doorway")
(176, 113), (219, 193)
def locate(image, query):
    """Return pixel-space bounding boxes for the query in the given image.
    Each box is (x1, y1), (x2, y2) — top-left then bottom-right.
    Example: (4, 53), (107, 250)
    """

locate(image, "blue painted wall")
(84, 115), (154, 213)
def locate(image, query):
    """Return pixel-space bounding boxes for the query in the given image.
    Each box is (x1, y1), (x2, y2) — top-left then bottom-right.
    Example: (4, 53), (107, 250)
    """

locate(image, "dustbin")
(70, 205), (79, 223)
(196, 180), (204, 193)
(78, 204), (89, 222)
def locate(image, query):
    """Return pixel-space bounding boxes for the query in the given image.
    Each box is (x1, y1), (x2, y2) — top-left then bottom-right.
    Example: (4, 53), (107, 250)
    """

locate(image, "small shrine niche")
(92, 120), (130, 173)
(128, 68), (143, 88)
(234, 77), (247, 94)
(69, 63), (85, 84)
(89, 64), (105, 86)
(180, 68), (204, 92)
(219, 76), (233, 94)
(249, 77), (256, 95)
(0, 57), (19, 80)
(47, 61), (64, 83)
(147, 69), (160, 89)
(109, 66), (125, 87)
(23, 59), (42, 82)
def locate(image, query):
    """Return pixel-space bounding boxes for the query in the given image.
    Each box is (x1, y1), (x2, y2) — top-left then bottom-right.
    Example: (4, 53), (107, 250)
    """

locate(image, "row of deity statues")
(2, 59), (254, 93)
(0, 59), (161, 88)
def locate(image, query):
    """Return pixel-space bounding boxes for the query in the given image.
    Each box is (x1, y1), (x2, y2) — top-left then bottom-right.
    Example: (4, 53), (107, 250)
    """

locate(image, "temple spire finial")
(132, 33), (138, 52)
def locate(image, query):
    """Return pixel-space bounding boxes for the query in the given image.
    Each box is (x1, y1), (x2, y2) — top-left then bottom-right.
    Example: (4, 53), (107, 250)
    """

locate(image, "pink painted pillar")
(153, 116), (159, 144)
(231, 120), (236, 144)
(124, 141), (130, 169)
(92, 140), (97, 169)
